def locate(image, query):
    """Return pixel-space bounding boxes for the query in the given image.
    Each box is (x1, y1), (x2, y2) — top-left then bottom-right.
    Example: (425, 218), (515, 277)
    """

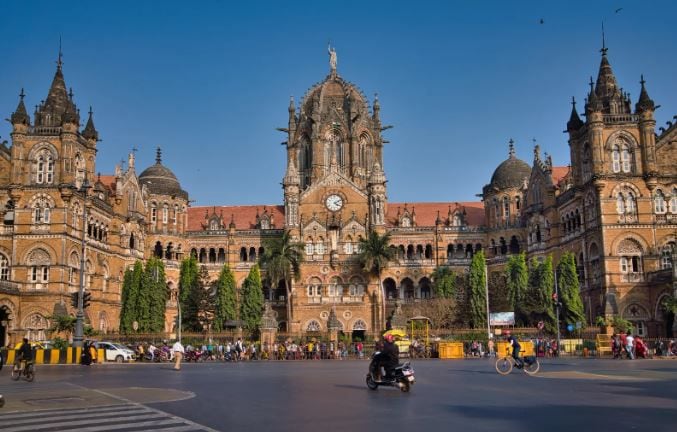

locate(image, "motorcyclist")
(505, 330), (523, 368)
(374, 333), (399, 380)
(15, 338), (34, 370)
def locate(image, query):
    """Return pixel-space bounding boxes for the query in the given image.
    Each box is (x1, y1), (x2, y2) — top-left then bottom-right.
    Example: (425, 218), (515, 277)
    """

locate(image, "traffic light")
(83, 291), (92, 309)
(71, 292), (79, 309)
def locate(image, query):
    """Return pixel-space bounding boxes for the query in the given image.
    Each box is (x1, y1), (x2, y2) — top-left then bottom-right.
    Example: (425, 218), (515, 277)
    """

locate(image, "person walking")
(172, 339), (184, 370)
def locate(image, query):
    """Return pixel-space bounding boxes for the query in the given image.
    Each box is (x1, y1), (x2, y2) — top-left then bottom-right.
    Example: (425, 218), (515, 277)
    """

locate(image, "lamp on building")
(73, 176), (91, 348)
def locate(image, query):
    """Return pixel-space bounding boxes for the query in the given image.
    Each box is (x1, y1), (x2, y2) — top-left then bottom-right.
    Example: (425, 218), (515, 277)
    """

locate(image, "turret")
(82, 107), (99, 142)
(10, 89), (30, 128)
(635, 75), (657, 176)
(566, 97), (584, 132)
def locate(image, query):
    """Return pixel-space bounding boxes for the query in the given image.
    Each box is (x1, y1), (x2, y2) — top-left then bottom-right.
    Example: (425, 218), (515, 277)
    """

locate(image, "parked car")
(94, 341), (136, 362)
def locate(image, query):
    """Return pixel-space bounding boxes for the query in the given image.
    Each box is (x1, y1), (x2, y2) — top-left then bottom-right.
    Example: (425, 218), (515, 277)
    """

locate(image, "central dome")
(486, 142), (531, 191)
(139, 148), (188, 200)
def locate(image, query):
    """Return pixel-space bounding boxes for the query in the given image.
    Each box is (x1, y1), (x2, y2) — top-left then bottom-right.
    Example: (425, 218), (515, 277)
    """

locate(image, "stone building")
(0, 43), (674, 345)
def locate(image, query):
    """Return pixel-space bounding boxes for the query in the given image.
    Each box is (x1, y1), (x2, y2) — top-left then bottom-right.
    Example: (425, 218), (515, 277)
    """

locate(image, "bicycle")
(495, 348), (539, 376)
(11, 360), (35, 382)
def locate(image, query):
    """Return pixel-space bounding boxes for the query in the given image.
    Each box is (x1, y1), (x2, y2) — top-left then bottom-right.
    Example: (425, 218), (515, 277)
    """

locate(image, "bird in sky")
(539, 18), (544, 24)
(615, 8), (623, 13)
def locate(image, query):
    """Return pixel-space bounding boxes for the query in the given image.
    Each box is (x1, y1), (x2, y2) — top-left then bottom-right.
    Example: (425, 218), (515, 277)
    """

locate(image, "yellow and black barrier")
(2, 347), (105, 364)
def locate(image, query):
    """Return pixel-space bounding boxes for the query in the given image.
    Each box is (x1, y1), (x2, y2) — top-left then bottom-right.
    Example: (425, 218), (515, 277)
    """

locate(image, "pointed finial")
(19, 88), (25, 100)
(57, 36), (63, 70)
(508, 138), (515, 157)
(288, 95), (295, 111)
(571, 96), (576, 107)
(88, 106), (93, 117)
(600, 22), (608, 56)
(156, 146), (162, 164)
(640, 74), (645, 86)
(589, 76), (595, 92)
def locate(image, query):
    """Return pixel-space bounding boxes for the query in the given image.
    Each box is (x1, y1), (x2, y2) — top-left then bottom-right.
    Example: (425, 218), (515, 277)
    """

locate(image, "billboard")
(490, 312), (515, 326)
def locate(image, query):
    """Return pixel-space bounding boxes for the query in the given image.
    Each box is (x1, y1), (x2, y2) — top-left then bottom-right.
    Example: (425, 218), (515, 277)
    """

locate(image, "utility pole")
(554, 268), (561, 357)
(484, 261), (491, 341)
(73, 177), (91, 348)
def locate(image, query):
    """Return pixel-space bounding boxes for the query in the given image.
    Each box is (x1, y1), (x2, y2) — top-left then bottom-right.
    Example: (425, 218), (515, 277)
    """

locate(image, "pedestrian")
(625, 333), (635, 360)
(172, 339), (184, 370)
(89, 343), (98, 364)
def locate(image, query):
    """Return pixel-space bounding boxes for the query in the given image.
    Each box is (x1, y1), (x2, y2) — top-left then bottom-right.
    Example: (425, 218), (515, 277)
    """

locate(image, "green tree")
(468, 250), (487, 329)
(260, 231), (304, 329)
(505, 252), (529, 324)
(240, 264), (264, 331)
(431, 266), (456, 298)
(524, 257), (556, 333)
(557, 252), (586, 330)
(178, 256), (199, 331)
(49, 314), (77, 339)
(357, 230), (397, 331)
(143, 258), (168, 333)
(119, 262), (143, 333)
(213, 264), (237, 331)
(184, 265), (212, 331)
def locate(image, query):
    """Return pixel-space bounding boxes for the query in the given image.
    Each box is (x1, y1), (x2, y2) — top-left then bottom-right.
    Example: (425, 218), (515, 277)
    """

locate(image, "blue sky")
(1, 0), (675, 206)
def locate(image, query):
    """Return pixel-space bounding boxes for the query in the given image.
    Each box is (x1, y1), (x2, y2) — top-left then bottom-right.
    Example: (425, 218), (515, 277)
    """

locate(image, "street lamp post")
(73, 177), (91, 348)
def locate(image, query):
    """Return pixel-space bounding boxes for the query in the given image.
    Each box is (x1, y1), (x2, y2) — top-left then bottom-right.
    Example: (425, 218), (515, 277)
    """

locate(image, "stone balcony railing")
(0, 225), (13, 235)
(0, 279), (20, 293)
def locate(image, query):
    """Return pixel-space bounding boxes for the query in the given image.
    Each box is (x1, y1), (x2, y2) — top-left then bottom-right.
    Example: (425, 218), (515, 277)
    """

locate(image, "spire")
(586, 76), (602, 113)
(372, 93), (381, 123)
(567, 96), (584, 131)
(284, 157), (300, 186)
(82, 107), (98, 140)
(155, 146), (163, 164)
(593, 32), (627, 114)
(229, 213), (236, 229)
(38, 45), (73, 126)
(508, 138), (515, 158)
(288, 95), (296, 131)
(635, 75), (655, 113)
(11, 88), (30, 125)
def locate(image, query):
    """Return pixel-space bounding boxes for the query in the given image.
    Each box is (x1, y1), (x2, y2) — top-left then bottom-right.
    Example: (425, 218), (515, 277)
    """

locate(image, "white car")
(95, 341), (136, 363)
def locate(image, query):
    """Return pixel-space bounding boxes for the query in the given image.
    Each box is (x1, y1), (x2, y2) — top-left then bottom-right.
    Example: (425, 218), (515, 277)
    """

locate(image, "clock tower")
(280, 48), (389, 333)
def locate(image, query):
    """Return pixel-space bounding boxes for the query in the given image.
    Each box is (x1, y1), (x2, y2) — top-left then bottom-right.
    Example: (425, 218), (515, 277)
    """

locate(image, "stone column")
(260, 303), (278, 349)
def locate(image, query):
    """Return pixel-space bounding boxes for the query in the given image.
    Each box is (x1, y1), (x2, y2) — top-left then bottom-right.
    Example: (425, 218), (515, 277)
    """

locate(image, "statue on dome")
(328, 43), (337, 73)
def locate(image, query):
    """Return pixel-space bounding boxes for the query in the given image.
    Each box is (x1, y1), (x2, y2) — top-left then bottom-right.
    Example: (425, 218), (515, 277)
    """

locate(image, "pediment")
(301, 171), (367, 201)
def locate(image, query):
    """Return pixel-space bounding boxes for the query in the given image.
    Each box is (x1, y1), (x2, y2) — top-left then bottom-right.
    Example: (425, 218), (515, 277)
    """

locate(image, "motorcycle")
(366, 352), (415, 392)
(184, 349), (204, 362)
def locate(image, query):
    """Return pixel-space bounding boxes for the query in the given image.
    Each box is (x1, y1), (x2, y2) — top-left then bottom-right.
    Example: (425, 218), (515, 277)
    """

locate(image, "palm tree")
(357, 230), (397, 331)
(260, 231), (304, 330)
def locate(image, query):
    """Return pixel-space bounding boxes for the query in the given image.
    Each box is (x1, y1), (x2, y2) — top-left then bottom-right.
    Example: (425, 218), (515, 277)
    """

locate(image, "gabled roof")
(386, 201), (485, 227)
(551, 166), (569, 185)
(187, 205), (284, 231)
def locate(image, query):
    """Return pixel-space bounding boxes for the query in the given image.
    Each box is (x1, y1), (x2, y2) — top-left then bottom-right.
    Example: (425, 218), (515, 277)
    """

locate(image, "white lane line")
(56, 418), (188, 432)
(4, 413), (173, 432)
(0, 404), (142, 419)
(0, 406), (149, 425)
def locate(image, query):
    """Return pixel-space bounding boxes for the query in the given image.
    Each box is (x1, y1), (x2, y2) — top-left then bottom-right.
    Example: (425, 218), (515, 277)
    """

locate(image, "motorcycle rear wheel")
(11, 365), (21, 381)
(400, 381), (410, 392)
(366, 375), (378, 390)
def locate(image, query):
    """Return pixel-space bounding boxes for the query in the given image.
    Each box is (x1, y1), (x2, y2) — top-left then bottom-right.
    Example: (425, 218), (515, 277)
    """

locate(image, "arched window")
(0, 253), (9, 280)
(617, 238), (643, 281)
(35, 149), (55, 184)
(661, 242), (676, 269)
(671, 188), (677, 213)
(620, 146), (631, 173)
(28, 248), (51, 285)
(344, 236), (353, 254)
(328, 276), (342, 297)
(74, 153), (85, 189)
(32, 196), (52, 224)
(307, 277), (322, 297)
(582, 143), (592, 181)
(502, 196), (510, 218)
(249, 247), (256, 262)
(425, 244), (433, 259)
(611, 145), (621, 173)
(654, 190), (667, 214)
(154, 241), (163, 258)
(306, 320), (322, 332)
(162, 204), (169, 223)
(102, 265), (109, 292)
(616, 194), (625, 214)
(240, 247), (247, 262)
(515, 195), (521, 211)
(305, 238), (314, 256)
(173, 204), (179, 225)
(625, 192), (636, 215)
(349, 276), (365, 296)
(401, 216), (411, 227)
(315, 238), (325, 255)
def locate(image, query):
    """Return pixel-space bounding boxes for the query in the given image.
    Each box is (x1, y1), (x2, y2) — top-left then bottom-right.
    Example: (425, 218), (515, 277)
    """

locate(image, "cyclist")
(504, 330), (523, 368)
(15, 338), (34, 371)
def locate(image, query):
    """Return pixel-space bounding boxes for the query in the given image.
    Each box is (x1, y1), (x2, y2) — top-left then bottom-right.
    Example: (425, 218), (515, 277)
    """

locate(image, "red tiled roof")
(98, 175), (117, 193)
(386, 201), (485, 227)
(187, 205), (285, 231)
(551, 166), (569, 185)
(187, 201), (486, 232)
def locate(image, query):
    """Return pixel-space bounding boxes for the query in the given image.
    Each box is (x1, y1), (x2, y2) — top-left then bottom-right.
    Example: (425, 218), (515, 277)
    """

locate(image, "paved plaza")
(0, 358), (675, 432)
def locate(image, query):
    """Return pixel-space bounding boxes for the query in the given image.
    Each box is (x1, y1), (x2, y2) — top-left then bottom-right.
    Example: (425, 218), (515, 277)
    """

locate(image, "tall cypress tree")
(143, 258), (168, 333)
(185, 265), (212, 331)
(505, 252), (528, 324)
(133, 261), (151, 331)
(557, 252), (586, 329)
(240, 264), (264, 332)
(524, 256), (556, 333)
(213, 264), (237, 331)
(468, 250), (487, 329)
(178, 257), (199, 331)
(431, 266), (456, 299)
(119, 268), (137, 333)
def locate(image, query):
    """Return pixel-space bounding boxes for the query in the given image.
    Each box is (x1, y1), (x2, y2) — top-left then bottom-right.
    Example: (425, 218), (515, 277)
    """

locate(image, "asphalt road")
(0, 357), (675, 432)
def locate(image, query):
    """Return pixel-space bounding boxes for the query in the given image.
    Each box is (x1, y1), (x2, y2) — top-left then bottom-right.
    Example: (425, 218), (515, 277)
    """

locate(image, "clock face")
(325, 194), (343, 211)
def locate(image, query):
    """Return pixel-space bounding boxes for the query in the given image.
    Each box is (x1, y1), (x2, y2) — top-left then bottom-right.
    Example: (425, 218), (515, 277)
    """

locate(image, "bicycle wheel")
(11, 365), (21, 381)
(25, 364), (35, 382)
(523, 358), (540, 375)
(495, 357), (513, 375)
